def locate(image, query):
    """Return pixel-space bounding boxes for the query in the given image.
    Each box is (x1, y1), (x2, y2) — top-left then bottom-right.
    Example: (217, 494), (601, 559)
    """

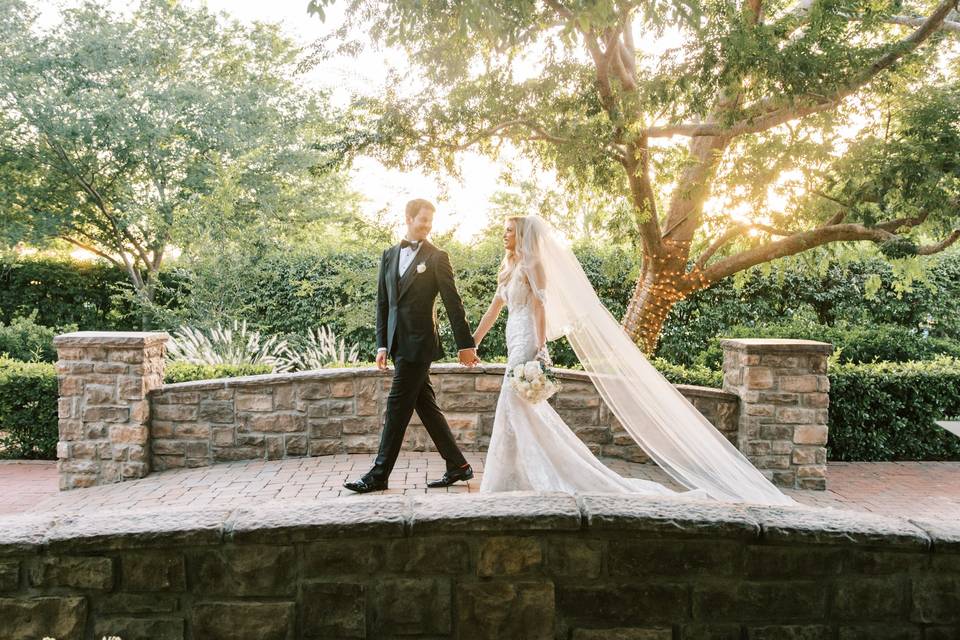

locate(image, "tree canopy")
(311, 0), (960, 350)
(0, 0), (359, 322)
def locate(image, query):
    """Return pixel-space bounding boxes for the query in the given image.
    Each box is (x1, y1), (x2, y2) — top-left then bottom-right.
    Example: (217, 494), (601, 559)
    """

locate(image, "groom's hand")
(458, 348), (480, 368)
(376, 350), (388, 371)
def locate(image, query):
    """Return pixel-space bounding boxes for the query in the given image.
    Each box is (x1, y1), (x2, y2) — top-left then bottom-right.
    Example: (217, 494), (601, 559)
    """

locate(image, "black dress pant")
(368, 357), (467, 482)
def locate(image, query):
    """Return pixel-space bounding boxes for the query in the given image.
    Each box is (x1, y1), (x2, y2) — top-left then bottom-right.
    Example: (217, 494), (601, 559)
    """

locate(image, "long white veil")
(522, 215), (797, 506)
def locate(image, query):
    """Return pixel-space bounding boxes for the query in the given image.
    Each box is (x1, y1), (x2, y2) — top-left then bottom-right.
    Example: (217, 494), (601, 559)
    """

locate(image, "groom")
(344, 198), (480, 493)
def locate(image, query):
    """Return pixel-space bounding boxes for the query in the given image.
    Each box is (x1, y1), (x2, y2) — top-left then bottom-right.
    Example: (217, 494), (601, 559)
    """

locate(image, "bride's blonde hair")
(498, 215), (545, 292)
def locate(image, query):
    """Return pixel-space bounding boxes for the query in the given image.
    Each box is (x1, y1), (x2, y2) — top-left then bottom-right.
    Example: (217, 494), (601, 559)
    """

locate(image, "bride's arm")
(529, 262), (547, 350)
(472, 296), (505, 347)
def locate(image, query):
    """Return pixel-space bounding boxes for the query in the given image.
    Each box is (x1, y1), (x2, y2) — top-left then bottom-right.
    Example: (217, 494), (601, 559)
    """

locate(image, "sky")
(199, 0), (534, 241)
(32, 0), (541, 242)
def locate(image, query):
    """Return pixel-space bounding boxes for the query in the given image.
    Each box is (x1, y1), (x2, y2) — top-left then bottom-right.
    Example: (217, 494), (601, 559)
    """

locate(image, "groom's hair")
(405, 198), (435, 221)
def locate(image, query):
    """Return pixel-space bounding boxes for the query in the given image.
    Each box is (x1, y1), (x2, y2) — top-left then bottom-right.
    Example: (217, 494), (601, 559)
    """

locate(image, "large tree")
(311, 0), (960, 352)
(0, 0), (356, 325)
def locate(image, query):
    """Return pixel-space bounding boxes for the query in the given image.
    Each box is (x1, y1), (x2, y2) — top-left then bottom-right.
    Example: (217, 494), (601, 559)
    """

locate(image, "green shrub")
(828, 357), (960, 461)
(650, 358), (723, 388)
(0, 311), (77, 362)
(696, 320), (960, 369)
(163, 362), (275, 384)
(0, 358), (58, 459)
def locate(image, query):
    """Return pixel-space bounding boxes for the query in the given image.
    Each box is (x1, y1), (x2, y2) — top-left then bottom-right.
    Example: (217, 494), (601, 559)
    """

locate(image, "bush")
(163, 362), (275, 384)
(696, 320), (960, 370)
(0, 358), (58, 459)
(828, 357), (960, 461)
(650, 358), (723, 388)
(0, 311), (77, 362)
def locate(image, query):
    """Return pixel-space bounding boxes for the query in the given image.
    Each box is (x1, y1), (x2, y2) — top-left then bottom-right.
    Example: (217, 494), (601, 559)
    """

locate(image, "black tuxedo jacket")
(376, 239), (475, 363)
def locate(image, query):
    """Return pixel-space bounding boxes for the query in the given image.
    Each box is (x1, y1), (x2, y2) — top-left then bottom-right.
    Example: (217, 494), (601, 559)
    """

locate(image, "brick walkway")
(1, 455), (958, 521)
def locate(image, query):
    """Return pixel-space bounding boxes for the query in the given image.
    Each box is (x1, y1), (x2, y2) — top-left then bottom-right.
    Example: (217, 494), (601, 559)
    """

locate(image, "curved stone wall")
(1, 494), (957, 639)
(148, 364), (738, 471)
(55, 332), (833, 490)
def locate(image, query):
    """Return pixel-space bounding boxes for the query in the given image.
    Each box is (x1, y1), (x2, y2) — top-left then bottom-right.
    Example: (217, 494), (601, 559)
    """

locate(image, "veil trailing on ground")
(522, 215), (797, 506)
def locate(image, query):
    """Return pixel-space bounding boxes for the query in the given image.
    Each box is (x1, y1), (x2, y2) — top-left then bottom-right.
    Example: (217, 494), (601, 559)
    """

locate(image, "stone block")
(211, 427), (235, 446)
(248, 412), (306, 433)
(199, 400), (235, 423)
(386, 537), (471, 574)
(331, 380), (355, 397)
(84, 384), (117, 405)
(779, 375), (819, 392)
(457, 581), (554, 639)
(911, 576), (960, 623)
(744, 367), (774, 389)
(478, 536), (543, 576)
(153, 404), (198, 421)
(837, 625), (921, 640)
(794, 424), (828, 445)
(0, 596), (87, 640)
(372, 578), (451, 635)
(747, 625), (832, 639)
(94, 593), (179, 614)
(559, 583), (689, 624)
(775, 407), (815, 423)
(93, 617), (184, 640)
(610, 539), (743, 577)
(304, 539), (387, 575)
(30, 555), (113, 590)
(744, 546), (844, 578)
(541, 539), (603, 580)
(236, 393), (273, 412)
(833, 576), (909, 620)
(284, 434), (307, 456)
(83, 405), (129, 423)
(298, 382), (331, 399)
(677, 624), (741, 639)
(110, 424), (148, 445)
(301, 582), (365, 638)
(309, 438), (341, 455)
(122, 552), (185, 592)
(692, 580), (826, 621)
(192, 545), (297, 596)
(573, 630), (671, 640)
(0, 560), (18, 591)
(191, 602), (294, 640)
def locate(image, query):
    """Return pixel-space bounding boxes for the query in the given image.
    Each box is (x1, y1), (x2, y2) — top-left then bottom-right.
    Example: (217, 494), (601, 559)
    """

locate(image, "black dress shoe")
(343, 477), (388, 493)
(427, 465), (474, 488)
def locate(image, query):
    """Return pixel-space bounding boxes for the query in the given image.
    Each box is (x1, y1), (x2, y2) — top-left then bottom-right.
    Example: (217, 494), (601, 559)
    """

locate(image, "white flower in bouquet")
(513, 364), (525, 380)
(523, 361), (541, 380)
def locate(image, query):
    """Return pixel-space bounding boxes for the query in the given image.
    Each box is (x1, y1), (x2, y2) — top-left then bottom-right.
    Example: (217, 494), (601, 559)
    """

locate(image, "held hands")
(458, 347), (481, 368)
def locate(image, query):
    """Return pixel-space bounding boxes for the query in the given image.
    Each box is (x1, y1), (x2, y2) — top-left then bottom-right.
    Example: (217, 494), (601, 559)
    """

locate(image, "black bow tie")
(400, 239), (420, 250)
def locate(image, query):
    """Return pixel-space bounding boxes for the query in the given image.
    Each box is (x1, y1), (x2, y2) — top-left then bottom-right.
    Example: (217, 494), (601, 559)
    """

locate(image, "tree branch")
(917, 229), (960, 254)
(701, 223), (901, 282)
(646, 0), (959, 139)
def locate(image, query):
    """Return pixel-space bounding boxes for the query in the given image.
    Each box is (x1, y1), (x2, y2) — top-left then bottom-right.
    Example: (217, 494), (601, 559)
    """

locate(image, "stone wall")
(1, 494), (957, 639)
(149, 366), (737, 472)
(721, 339), (833, 491)
(55, 332), (832, 491)
(53, 332), (168, 491)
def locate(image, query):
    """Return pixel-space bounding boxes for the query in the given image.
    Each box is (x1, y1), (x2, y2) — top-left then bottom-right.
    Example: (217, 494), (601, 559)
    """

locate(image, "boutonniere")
(416, 262), (427, 274)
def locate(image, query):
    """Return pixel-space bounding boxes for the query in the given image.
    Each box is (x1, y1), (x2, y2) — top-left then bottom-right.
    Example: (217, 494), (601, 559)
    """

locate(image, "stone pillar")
(54, 331), (168, 490)
(721, 338), (832, 491)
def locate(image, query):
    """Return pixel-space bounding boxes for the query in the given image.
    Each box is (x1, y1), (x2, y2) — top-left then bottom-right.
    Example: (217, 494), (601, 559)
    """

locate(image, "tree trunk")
(621, 254), (694, 354)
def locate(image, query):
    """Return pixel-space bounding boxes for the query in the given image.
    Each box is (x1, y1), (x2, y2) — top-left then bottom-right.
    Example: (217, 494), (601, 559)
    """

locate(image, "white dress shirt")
(398, 241), (422, 277)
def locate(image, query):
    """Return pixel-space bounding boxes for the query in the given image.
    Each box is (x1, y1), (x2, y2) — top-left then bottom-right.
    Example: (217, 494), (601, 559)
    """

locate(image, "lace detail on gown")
(480, 269), (708, 498)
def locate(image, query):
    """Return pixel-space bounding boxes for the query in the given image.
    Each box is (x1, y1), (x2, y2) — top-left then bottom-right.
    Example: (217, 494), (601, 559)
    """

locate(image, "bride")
(471, 215), (796, 505)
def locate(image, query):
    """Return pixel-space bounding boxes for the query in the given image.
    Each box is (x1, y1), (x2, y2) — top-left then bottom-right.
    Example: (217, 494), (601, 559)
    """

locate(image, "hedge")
(0, 361), (273, 460)
(827, 357), (960, 461)
(4, 357), (958, 463)
(0, 358), (59, 459)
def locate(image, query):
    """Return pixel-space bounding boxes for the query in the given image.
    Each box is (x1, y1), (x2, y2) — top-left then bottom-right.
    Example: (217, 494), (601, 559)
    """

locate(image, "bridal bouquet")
(509, 360), (561, 404)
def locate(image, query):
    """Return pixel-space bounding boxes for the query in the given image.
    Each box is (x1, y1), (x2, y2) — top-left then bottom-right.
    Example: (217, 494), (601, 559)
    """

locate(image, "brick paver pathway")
(1, 456), (958, 522)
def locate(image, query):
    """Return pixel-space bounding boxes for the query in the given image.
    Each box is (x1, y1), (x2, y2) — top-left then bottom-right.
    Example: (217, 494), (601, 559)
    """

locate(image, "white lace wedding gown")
(479, 269), (708, 498)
